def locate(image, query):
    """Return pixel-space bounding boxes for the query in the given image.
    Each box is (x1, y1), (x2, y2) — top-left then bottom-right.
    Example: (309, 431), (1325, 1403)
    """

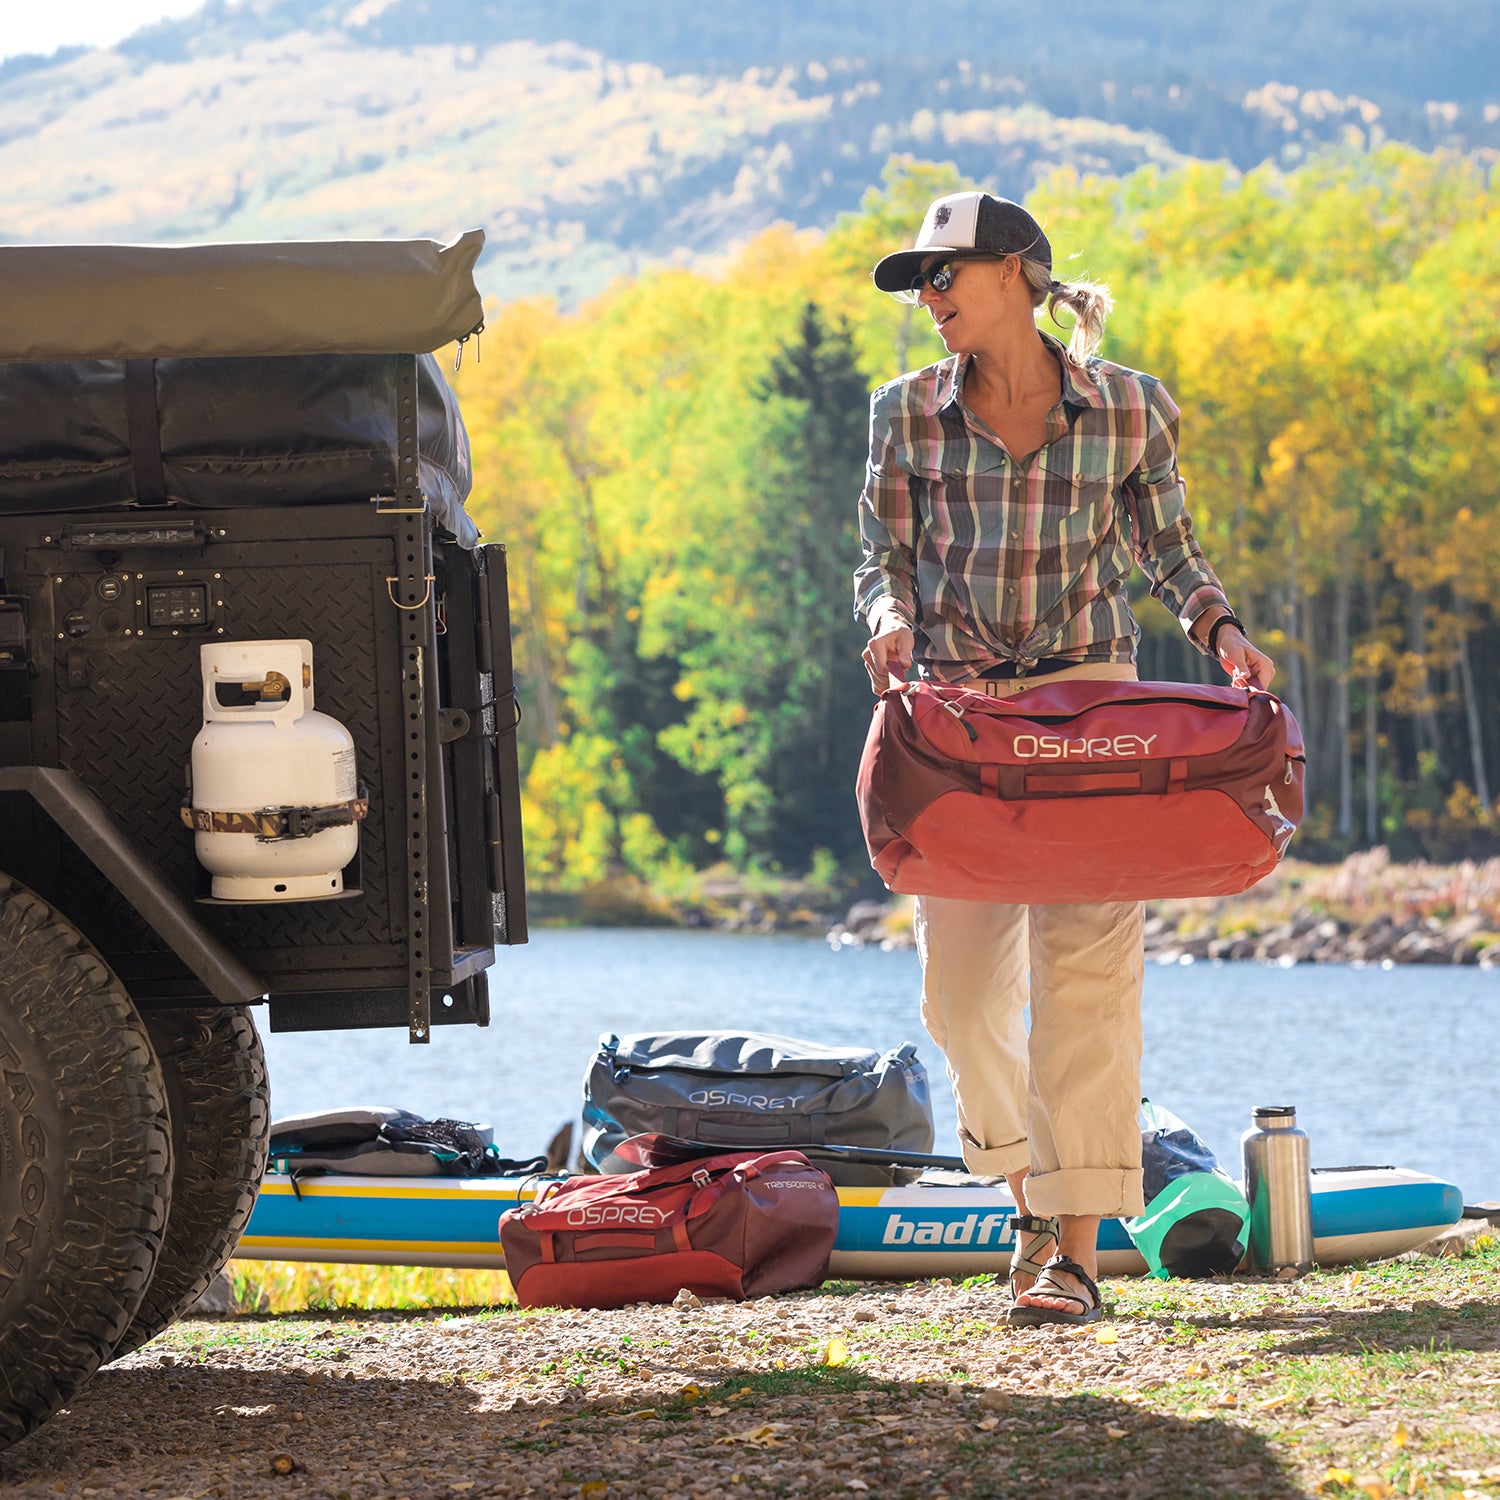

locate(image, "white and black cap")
(872, 191), (1052, 293)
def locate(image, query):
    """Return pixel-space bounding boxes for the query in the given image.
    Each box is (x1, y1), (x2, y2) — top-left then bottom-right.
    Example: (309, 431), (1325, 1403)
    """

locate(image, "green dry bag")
(1126, 1100), (1250, 1279)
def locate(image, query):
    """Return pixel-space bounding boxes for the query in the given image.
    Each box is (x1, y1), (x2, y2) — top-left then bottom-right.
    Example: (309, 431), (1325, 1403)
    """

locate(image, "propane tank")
(185, 639), (363, 902)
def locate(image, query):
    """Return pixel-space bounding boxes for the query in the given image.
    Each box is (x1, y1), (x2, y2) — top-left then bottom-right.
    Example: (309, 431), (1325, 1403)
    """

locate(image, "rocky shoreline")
(828, 900), (1500, 966)
(537, 850), (1500, 968)
(824, 850), (1500, 967)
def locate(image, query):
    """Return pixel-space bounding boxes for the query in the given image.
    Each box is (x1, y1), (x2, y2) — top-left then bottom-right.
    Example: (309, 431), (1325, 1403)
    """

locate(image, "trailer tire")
(112, 1007), (270, 1358)
(0, 876), (171, 1451)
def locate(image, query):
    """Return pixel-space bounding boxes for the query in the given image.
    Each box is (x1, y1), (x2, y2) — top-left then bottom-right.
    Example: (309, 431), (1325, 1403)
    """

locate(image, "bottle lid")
(1253, 1105), (1297, 1120)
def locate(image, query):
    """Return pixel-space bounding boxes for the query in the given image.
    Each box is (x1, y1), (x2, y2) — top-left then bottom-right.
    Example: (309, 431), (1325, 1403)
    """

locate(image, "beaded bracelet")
(1206, 612), (1247, 657)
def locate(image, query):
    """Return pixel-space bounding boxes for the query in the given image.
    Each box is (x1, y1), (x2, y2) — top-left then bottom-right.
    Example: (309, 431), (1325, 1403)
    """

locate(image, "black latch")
(0, 600), (27, 669)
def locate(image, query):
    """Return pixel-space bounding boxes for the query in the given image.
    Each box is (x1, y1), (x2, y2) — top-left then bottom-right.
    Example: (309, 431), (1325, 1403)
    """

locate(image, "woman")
(854, 191), (1275, 1326)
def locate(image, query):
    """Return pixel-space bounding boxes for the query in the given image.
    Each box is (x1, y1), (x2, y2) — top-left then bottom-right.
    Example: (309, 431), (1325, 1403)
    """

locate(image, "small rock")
(673, 1289), (702, 1309)
(977, 1389), (1009, 1412)
(186, 1271), (235, 1316)
(854, 1310), (876, 1323)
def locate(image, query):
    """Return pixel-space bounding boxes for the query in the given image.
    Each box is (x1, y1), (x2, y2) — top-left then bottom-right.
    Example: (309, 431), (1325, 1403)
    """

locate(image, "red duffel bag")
(857, 678), (1304, 904)
(498, 1139), (839, 1309)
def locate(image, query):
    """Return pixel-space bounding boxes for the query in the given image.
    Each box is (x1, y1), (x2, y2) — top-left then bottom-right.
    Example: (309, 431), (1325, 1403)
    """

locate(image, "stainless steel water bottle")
(1241, 1105), (1314, 1275)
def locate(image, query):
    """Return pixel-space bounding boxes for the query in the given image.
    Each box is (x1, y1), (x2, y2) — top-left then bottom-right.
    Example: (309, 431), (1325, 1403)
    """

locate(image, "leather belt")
(976, 658), (1076, 681)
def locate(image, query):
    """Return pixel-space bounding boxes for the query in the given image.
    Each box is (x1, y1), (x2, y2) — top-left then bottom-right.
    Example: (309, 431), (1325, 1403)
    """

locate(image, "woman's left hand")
(1216, 626), (1276, 690)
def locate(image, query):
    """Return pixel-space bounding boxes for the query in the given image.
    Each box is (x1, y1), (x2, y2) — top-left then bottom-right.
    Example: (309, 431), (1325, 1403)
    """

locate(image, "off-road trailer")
(0, 231), (526, 1446)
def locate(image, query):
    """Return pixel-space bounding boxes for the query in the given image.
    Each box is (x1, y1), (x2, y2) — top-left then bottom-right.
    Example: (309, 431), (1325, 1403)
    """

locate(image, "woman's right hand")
(863, 623), (914, 695)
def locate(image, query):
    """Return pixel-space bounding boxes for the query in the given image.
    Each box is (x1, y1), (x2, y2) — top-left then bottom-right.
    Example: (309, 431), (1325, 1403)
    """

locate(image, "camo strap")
(180, 791), (369, 843)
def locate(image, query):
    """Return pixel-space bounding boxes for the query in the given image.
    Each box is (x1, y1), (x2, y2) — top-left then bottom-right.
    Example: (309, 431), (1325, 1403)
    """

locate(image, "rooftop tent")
(0, 231), (486, 547)
(0, 231), (485, 361)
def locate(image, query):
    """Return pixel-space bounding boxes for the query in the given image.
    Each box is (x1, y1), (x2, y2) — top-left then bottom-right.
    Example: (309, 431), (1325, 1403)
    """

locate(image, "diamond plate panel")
(53, 554), (403, 966)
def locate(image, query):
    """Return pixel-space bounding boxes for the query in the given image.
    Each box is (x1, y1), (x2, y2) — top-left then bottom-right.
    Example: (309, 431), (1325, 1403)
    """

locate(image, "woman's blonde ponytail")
(1020, 257), (1113, 363)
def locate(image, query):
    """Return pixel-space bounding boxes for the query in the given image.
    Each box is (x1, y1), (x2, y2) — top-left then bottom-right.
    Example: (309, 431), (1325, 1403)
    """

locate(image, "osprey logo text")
(562, 1203), (668, 1228)
(1012, 732), (1157, 760)
(688, 1089), (795, 1111)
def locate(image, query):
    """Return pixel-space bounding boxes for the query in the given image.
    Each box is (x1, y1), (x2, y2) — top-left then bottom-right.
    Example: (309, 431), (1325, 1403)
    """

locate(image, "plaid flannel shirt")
(854, 333), (1230, 681)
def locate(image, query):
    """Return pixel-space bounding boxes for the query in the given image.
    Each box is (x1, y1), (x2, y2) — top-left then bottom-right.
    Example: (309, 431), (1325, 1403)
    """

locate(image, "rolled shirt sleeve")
(1122, 380), (1231, 651)
(853, 389), (919, 634)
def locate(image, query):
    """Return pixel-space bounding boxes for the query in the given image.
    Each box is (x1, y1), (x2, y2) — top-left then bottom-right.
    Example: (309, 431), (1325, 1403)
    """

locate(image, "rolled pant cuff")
(1024, 1167), (1145, 1220)
(961, 1140), (1030, 1177)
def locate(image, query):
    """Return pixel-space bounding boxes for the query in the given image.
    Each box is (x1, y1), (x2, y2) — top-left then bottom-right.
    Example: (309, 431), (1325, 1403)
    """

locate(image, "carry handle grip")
(984, 759), (1189, 799)
(1024, 768), (1143, 796)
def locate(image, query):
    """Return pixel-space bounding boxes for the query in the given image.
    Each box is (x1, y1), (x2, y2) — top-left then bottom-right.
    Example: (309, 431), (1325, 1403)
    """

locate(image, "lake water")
(260, 929), (1499, 1203)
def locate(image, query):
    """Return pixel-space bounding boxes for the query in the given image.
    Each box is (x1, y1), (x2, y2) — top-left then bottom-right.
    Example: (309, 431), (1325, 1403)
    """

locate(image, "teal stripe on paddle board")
(1310, 1181), (1463, 1239)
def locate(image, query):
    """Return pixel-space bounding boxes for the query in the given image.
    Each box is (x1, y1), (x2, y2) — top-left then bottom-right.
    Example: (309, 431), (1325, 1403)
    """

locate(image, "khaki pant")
(914, 662), (1146, 1219)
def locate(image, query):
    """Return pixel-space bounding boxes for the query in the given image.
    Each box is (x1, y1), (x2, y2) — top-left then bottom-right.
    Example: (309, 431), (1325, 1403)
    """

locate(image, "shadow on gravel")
(0, 1363), (484, 1494)
(0, 1359), (1312, 1500)
(1133, 1298), (1500, 1356)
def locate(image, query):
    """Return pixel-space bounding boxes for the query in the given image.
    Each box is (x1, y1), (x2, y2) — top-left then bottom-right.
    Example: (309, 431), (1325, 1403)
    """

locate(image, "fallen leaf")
(1317, 1469), (1354, 1493)
(1119, 1393), (1147, 1406)
(824, 1338), (851, 1368)
(579, 1484), (608, 1498)
(1257, 1395), (1289, 1411)
(536, 1418), (556, 1430)
(1184, 1362), (1211, 1379)
(1348, 1271), (1364, 1286)
(1406, 1476), (1428, 1494)
(714, 1424), (788, 1449)
(1094, 1328), (1118, 1344)
(679, 1384), (702, 1402)
(608, 1409), (656, 1421)
(1188, 1408), (1214, 1421)
(1357, 1480), (1393, 1500)
(1106, 1427), (1129, 1440)
(452, 1486), (476, 1495)
(1391, 1421), (1409, 1449)
(1214, 1393), (1238, 1408)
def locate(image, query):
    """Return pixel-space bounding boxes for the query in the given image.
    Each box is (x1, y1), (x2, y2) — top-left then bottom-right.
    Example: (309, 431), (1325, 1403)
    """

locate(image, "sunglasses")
(891, 254), (1005, 305)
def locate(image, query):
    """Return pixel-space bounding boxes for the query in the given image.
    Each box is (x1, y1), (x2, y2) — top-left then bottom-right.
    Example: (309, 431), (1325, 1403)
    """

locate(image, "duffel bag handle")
(691, 1119), (796, 1146)
(541, 1220), (692, 1262)
(983, 759), (1189, 799)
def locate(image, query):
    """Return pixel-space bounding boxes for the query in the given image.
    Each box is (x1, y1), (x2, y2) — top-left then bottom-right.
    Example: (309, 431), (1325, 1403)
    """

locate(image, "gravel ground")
(3, 1255), (1498, 1500)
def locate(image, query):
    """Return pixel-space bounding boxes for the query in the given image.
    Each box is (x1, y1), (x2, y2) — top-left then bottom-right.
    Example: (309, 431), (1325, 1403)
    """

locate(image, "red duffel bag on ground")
(498, 1139), (839, 1309)
(857, 678), (1304, 905)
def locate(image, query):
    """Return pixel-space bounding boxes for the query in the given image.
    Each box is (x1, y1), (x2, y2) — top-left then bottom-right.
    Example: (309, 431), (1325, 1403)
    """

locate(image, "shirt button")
(1009, 529), (1020, 539)
(1006, 585), (1017, 594)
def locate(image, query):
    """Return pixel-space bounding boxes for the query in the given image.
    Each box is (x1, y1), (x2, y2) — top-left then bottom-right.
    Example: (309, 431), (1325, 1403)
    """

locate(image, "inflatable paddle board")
(235, 1165), (1462, 1278)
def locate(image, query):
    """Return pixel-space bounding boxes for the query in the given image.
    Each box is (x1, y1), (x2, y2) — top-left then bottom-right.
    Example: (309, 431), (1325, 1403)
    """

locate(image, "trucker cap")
(871, 191), (1052, 293)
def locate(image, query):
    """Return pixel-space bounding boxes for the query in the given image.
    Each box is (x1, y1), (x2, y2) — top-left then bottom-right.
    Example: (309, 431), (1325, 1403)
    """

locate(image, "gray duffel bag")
(581, 1031), (934, 1185)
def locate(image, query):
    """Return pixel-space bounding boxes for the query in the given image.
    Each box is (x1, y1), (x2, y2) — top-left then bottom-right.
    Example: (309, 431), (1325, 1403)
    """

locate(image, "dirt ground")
(3, 1244), (1498, 1500)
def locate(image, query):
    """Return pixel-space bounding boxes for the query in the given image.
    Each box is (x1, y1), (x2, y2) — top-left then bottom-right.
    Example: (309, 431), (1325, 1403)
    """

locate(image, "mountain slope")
(1, 3), (1495, 304)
